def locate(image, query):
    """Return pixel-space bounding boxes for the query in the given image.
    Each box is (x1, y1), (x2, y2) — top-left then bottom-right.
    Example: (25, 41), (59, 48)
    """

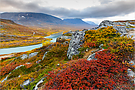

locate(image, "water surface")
(0, 32), (62, 55)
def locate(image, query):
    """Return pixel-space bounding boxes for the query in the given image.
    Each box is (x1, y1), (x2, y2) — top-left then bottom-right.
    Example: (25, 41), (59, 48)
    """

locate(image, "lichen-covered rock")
(94, 20), (133, 36)
(42, 51), (48, 60)
(87, 53), (97, 61)
(28, 52), (38, 58)
(20, 78), (34, 89)
(67, 30), (86, 59)
(127, 68), (135, 84)
(128, 60), (135, 68)
(34, 77), (46, 90)
(21, 54), (28, 60)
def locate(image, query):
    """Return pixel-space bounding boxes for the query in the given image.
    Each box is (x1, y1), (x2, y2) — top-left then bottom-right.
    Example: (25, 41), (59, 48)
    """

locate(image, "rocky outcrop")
(67, 30), (87, 59)
(127, 69), (135, 84)
(20, 78), (34, 90)
(94, 20), (134, 36)
(34, 77), (46, 90)
(21, 54), (28, 60)
(21, 52), (38, 60)
(28, 52), (38, 58)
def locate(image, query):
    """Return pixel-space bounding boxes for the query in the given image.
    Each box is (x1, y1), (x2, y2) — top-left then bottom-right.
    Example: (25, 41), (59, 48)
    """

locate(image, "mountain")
(0, 12), (96, 29)
(0, 12), (67, 27)
(85, 21), (98, 26)
(63, 18), (91, 26)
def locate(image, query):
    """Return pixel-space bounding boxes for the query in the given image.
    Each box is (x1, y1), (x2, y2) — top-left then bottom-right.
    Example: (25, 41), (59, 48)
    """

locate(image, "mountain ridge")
(0, 12), (96, 28)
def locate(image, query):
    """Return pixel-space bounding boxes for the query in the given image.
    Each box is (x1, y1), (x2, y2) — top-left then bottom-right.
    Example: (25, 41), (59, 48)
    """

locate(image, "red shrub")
(0, 62), (20, 76)
(44, 50), (130, 89)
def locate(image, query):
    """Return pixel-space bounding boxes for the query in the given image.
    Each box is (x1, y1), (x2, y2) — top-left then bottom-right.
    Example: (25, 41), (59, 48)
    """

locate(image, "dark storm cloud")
(0, 0), (135, 18)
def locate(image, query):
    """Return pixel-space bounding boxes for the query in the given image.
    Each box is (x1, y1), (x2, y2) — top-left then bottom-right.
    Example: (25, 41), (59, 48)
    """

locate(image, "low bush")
(45, 50), (132, 89)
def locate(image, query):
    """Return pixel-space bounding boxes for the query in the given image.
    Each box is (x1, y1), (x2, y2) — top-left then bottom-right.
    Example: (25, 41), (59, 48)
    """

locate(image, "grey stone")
(127, 68), (135, 84)
(36, 60), (41, 64)
(28, 52), (38, 58)
(42, 51), (48, 60)
(99, 44), (104, 49)
(87, 49), (104, 61)
(129, 60), (135, 67)
(20, 78), (34, 89)
(94, 20), (134, 36)
(21, 54), (28, 60)
(87, 53), (97, 61)
(67, 30), (85, 59)
(34, 77), (46, 90)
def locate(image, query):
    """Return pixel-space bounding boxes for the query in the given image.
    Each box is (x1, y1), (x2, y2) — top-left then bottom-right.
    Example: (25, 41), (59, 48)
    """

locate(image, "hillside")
(0, 12), (95, 29)
(63, 18), (96, 27)
(0, 19), (64, 48)
(0, 20), (135, 90)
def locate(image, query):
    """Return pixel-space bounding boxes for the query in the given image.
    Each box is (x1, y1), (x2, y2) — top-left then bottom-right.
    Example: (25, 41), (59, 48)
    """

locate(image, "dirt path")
(83, 48), (98, 59)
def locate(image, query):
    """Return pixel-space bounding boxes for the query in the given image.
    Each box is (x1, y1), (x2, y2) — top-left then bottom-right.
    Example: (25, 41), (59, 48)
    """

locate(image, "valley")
(0, 12), (135, 90)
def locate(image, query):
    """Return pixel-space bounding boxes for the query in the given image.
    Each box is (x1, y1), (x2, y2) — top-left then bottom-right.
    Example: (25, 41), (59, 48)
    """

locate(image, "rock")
(127, 68), (135, 84)
(20, 78), (34, 89)
(87, 49), (104, 61)
(23, 79), (30, 86)
(67, 30), (85, 59)
(94, 20), (133, 36)
(28, 52), (38, 58)
(86, 48), (89, 52)
(99, 44), (104, 49)
(42, 52), (48, 60)
(57, 63), (60, 66)
(36, 60), (41, 64)
(21, 54), (28, 60)
(129, 60), (135, 68)
(34, 77), (46, 90)
(87, 53), (97, 61)
(14, 65), (24, 70)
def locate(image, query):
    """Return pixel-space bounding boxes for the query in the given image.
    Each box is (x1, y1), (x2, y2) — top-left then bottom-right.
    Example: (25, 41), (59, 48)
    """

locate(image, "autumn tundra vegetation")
(0, 20), (135, 90)
(0, 19), (64, 48)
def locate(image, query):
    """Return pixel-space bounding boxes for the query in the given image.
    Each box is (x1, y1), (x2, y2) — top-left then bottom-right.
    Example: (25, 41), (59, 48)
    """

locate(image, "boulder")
(28, 52), (38, 58)
(99, 44), (104, 49)
(67, 30), (85, 59)
(36, 60), (41, 64)
(34, 77), (46, 90)
(42, 51), (48, 60)
(127, 68), (135, 84)
(87, 53), (97, 61)
(21, 54), (28, 60)
(20, 78), (34, 89)
(129, 60), (135, 68)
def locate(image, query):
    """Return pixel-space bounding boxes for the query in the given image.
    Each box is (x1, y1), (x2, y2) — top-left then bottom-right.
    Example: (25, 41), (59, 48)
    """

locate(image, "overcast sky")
(0, 0), (135, 24)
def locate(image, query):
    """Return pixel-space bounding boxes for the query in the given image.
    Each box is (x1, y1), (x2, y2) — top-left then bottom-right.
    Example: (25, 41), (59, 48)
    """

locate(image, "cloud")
(0, 0), (135, 19)
(99, 0), (113, 4)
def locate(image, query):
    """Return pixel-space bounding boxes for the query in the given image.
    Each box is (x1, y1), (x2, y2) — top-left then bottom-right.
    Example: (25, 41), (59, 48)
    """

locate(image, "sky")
(0, 0), (135, 24)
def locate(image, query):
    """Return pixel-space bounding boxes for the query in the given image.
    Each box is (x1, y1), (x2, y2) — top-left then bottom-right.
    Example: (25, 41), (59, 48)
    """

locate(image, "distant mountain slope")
(0, 12), (96, 29)
(0, 19), (48, 36)
(0, 12), (67, 26)
(63, 18), (89, 25)
(85, 21), (98, 26)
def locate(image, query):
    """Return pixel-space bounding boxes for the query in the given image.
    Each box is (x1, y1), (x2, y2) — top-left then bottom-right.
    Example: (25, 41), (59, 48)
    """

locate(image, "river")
(0, 32), (63, 55)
